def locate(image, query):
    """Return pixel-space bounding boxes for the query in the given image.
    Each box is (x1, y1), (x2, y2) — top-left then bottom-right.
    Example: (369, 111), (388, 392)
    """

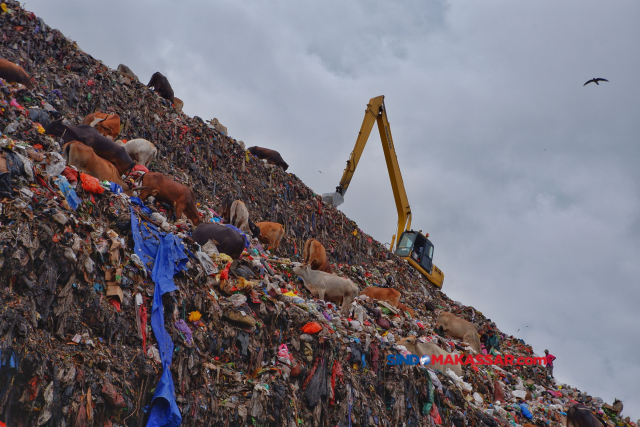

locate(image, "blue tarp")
(224, 224), (250, 249)
(54, 176), (81, 210)
(130, 205), (187, 427)
(110, 182), (123, 194)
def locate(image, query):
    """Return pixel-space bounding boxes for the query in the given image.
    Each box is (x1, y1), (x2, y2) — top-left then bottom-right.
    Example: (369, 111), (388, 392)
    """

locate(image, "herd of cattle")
(0, 58), (615, 427)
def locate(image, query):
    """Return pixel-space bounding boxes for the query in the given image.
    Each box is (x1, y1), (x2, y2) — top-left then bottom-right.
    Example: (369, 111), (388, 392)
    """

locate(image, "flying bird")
(584, 78), (608, 86)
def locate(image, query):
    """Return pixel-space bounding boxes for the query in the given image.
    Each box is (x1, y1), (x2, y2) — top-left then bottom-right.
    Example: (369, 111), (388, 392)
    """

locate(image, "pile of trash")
(0, 2), (636, 427)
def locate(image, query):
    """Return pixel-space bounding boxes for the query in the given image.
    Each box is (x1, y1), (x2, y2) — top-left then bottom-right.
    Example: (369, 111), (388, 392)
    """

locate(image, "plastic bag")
(301, 322), (322, 334)
(303, 357), (328, 407)
(229, 294), (247, 307)
(54, 176), (81, 210)
(80, 172), (104, 194)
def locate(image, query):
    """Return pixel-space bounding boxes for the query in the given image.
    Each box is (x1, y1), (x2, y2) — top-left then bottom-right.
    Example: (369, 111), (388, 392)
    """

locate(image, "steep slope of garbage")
(0, 2), (635, 427)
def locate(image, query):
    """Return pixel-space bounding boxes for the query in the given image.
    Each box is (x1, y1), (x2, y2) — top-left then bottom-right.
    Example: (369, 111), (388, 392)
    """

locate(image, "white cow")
(396, 336), (463, 376)
(115, 139), (157, 167)
(292, 265), (358, 316)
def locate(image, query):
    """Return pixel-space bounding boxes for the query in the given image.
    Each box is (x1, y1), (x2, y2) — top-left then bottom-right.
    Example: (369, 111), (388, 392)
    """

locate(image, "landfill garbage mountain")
(0, 2), (635, 426)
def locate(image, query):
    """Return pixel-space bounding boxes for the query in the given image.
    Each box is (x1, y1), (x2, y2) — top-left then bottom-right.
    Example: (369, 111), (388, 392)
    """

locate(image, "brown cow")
(397, 302), (416, 318)
(131, 172), (200, 225)
(117, 64), (138, 81)
(82, 112), (121, 140)
(303, 238), (332, 273)
(44, 119), (134, 175)
(247, 146), (289, 171)
(173, 97), (184, 112)
(147, 72), (174, 102)
(436, 312), (482, 353)
(255, 222), (284, 250)
(567, 404), (605, 427)
(63, 141), (129, 191)
(360, 287), (401, 307)
(0, 57), (31, 86)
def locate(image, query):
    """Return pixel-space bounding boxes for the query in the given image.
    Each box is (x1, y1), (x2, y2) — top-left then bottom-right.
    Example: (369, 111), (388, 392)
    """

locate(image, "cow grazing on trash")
(117, 64), (138, 81)
(397, 302), (416, 318)
(293, 264), (358, 316)
(360, 287), (402, 308)
(436, 311), (482, 353)
(147, 71), (174, 102)
(44, 119), (134, 175)
(115, 139), (157, 167)
(230, 200), (250, 233)
(247, 146), (289, 171)
(63, 141), (129, 191)
(0, 57), (32, 86)
(82, 112), (121, 140)
(567, 404), (605, 427)
(192, 223), (246, 260)
(130, 172), (200, 226)
(255, 222), (285, 251)
(224, 199), (260, 237)
(395, 336), (463, 376)
(303, 238), (332, 273)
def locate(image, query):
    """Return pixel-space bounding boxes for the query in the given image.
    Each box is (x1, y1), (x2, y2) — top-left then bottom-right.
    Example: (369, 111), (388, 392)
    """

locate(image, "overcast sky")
(25, 0), (640, 417)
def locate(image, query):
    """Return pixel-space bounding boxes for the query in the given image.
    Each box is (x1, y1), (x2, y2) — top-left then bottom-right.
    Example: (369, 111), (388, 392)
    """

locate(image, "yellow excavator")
(323, 95), (445, 288)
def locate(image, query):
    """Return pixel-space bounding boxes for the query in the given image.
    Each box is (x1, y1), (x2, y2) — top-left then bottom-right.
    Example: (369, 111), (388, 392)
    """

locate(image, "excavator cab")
(395, 231), (434, 274)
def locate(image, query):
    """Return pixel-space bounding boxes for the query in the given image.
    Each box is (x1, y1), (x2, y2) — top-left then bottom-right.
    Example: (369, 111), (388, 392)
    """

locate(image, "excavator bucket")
(322, 192), (344, 207)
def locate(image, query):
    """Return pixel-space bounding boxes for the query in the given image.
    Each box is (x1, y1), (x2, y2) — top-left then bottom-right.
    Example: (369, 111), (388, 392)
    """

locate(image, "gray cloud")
(26, 0), (640, 417)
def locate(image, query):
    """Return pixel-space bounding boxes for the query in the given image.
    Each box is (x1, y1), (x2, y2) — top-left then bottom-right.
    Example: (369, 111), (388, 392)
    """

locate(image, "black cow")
(44, 119), (134, 175)
(247, 146), (289, 171)
(192, 223), (246, 260)
(147, 72), (174, 102)
(567, 404), (605, 427)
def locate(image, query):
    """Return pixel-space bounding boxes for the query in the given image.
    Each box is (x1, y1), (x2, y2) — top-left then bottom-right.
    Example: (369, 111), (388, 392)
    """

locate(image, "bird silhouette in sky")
(584, 78), (609, 86)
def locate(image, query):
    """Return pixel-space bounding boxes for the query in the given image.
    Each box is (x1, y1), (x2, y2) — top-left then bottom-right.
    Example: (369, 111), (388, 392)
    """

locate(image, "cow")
(567, 404), (605, 427)
(173, 97), (184, 112)
(223, 199), (259, 237)
(397, 302), (416, 318)
(303, 238), (332, 273)
(0, 57), (31, 86)
(115, 139), (157, 167)
(220, 195), (233, 223)
(255, 222), (284, 251)
(360, 287), (401, 308)
(230, 200), (251, 233)
(82, 112), (121, 140)
(292, 265), (358, 316)
(436, 312), (482, 353)
(192, 223), (246, 260)
(117, 64), (138, 81)
(63, 141), (129, 191)
(395, 336), (463, 376)
(130, 172), (200, 226)
(247, 146), (289, 171)
(44, 119), (134, 176)
(147, 72), (174, 102)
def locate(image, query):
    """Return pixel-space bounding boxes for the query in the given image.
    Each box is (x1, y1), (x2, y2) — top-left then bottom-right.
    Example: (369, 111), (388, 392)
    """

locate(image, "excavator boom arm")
(335, 96), (412, 247)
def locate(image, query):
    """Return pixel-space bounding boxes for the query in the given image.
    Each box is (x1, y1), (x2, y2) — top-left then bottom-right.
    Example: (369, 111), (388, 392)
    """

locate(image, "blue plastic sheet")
(519, 403), (533, 419)
(54, 176), (81, 210)
(110, 182), (123, 194)
(131, 206), (187, 427)
(224, 224), (250, 249)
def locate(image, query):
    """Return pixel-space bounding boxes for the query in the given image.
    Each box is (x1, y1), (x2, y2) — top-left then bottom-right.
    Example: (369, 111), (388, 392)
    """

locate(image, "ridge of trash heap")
(0, 2), (634, 427)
